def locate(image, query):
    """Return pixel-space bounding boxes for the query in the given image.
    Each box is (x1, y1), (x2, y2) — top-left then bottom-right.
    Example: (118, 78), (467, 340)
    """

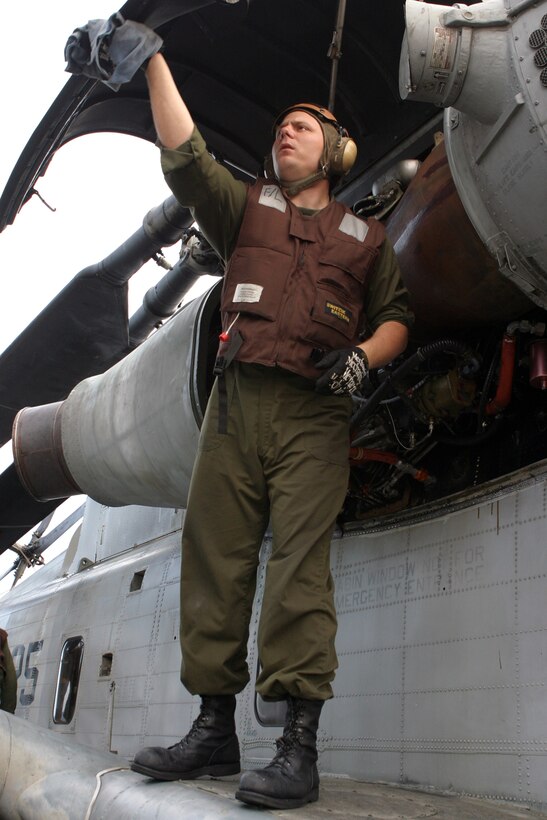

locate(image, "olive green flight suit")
(180, 363), (352, 700)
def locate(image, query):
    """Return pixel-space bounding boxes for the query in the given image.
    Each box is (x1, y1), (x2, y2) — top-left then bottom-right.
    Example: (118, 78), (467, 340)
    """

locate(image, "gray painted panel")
(403, 689), (519, 742)
(153, 641), (181, 674)
(320, 748), (402, 783)
(113, 673), (147, 704)
(405, 634), (516, 692)
(519, 687), (547, 745)
(519, 630), (547, 686)
(77, 501), (182, 566)
(516, 518), (547, 577)
(117, 614), (159, 649)
(524, 757), (547, 808)
(148, 673), (188, 708)
(404, 752), (520, 801)
(336, 647), (403, 698)
(144, 700), (197, 740)
(334, 597), (406, 653)
(517, 578), (547, 632)
(515, 483), (547, 524)
(332, 692), (402, 740)
(405, 586), (516, 644)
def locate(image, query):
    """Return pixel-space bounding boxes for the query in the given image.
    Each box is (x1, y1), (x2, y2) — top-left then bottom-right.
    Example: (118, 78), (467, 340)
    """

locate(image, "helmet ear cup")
(329, 135), (357, 176)
(263, 153), (275, 179)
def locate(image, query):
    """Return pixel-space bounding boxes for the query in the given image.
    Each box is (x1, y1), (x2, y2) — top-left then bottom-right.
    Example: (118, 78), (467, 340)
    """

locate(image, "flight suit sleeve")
(160, 127), (248, 264)
(0, 638), (17, 714)
(364, 238), (414, 333)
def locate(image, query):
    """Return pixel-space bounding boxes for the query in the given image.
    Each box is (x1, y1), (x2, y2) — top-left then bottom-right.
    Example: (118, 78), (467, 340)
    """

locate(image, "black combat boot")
(131, 695), (240, 780)
(236, 696), (323, 809)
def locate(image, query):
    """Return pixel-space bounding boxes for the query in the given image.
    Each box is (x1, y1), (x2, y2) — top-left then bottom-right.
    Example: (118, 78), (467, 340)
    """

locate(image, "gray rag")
(64, 13), (163, 91)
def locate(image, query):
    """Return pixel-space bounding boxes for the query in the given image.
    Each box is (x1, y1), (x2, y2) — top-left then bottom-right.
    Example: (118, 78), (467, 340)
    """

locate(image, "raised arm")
(145, 53), (194, 148)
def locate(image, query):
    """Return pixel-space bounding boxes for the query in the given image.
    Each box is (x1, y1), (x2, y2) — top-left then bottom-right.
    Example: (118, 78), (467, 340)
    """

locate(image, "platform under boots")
(236, 696), (323, 809)
(131, 694), (240, 780)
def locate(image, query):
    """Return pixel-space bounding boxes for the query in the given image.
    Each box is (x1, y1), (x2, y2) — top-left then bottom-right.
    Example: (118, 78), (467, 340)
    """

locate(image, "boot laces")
(269, 736), (296, 771)
(168, 709), (209, 750)
(269, 702), (306, 769)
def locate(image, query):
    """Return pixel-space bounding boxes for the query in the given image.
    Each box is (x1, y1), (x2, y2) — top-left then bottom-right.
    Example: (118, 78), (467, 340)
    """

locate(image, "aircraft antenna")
(327, 0), (348, 112)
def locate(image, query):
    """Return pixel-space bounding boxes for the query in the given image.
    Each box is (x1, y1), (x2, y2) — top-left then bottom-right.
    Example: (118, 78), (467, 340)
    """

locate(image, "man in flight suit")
(0, 629), (17, 714)
(131, 52), (412, 810)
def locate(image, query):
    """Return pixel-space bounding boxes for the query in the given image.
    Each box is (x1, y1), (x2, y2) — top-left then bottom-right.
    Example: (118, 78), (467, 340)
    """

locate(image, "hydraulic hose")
(348, 447), (431, 482)
(485, 333), (516, 415)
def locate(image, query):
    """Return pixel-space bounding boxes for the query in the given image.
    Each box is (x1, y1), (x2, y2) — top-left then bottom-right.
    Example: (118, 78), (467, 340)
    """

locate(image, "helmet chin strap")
(277, 164), (329, 198)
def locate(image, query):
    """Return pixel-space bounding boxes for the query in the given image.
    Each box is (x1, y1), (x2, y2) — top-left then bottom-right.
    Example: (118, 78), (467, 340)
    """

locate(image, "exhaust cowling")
(13, 283), (221, 509)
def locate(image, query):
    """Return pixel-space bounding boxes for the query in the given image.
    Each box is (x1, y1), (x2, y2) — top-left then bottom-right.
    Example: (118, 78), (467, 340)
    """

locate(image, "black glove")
(315, 347), (369, 396)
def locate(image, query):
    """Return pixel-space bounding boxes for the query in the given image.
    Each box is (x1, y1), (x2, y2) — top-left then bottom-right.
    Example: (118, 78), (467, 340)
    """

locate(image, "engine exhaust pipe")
(0, 711), (260, 819)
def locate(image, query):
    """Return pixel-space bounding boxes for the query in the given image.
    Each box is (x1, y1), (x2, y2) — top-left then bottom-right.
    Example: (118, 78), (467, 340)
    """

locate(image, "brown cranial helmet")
(266, 102), (357, 195)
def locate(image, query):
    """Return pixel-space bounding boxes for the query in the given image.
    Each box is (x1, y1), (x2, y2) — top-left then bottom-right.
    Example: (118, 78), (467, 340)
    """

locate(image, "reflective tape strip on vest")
(220, 180), (385, 380)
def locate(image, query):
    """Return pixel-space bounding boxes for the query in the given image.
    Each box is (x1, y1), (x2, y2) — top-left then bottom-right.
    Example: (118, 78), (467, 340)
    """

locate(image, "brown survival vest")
(220, 180), (386, 380)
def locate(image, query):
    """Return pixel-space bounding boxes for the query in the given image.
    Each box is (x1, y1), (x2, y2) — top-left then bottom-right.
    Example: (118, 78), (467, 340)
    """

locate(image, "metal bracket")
(488, 233), (547, 308)
(441, 5), (510, 29)
(506, 0), (543, 19)
(475, 93), (525, 164)
(448, 110), (460, 130)
(78, 557), (94, 572)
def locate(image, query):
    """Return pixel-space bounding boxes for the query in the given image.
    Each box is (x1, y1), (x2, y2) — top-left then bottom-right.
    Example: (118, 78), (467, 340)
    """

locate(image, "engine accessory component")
(414, 369), (477, 420)
(400, 0), (547, 310)
(485, 333), (516, 414)
(348, 447), (432, 483)
(351, 339), (471, 434)
(385, 142), (532, 336)
(530, 339), (547, 389)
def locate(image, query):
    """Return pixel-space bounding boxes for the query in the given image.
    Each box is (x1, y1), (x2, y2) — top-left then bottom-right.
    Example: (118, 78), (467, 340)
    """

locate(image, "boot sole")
(131, 761), (240, 781)
(235, 786), (319, 809)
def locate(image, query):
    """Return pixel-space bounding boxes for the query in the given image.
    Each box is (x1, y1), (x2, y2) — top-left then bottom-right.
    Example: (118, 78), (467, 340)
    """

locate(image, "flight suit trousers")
(179, 362), (352, 701)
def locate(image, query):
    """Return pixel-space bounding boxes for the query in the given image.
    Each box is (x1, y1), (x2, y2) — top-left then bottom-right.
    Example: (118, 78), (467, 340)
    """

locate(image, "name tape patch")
(259, 185), (287, 213)
(325, 300), (352, 324)
(234, 283), (263, 303)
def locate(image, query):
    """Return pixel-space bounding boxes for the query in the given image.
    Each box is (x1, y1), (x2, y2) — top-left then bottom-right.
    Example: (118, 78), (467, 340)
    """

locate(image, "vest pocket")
(303, 284), (359, 348)
(318, 237), (377, 288)
(221, 247), (291, 321)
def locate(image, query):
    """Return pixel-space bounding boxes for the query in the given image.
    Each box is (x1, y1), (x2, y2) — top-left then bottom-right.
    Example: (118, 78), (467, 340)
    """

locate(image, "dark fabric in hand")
(64, 13), (163, 91)
(314, 347), (368, 396)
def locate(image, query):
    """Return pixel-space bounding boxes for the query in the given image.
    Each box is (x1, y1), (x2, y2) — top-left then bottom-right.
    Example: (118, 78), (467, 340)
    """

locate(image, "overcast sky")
(0, 2), (209, 592)
(0, 2), (179, 351)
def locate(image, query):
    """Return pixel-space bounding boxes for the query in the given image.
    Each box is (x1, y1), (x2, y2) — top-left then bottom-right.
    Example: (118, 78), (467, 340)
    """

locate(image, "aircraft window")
(52, 636), (84, 725)
(99, 653), (113, 677)
(130, 569), (146, 592)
